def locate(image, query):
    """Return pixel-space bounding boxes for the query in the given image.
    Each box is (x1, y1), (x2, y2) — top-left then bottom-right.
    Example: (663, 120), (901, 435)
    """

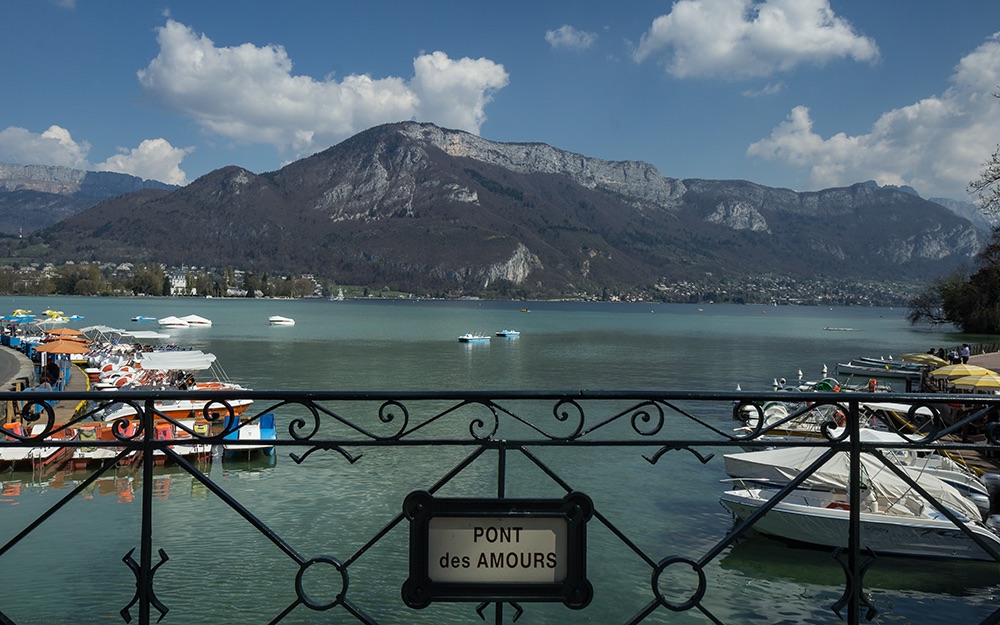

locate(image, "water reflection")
(0, 451), (278, 506)
(721, 533), (1000, 594)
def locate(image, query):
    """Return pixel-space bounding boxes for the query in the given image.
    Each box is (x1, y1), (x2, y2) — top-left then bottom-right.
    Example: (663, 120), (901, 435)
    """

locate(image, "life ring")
(826, 501), (850, 510)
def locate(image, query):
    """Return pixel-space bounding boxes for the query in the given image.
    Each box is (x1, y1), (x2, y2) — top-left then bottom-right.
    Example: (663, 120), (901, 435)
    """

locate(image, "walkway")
(970, 351), (1000, 372)
(0, 345), (88, 424)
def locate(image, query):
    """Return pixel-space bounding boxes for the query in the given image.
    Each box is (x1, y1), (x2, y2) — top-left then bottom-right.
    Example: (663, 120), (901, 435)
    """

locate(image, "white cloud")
(747, 32), (1000, 199)
(546, 25), (598, 51)
(742, 82), (784, 98)
(0, 125), (190, 185)
(410, 51), (509, 133)
(633, 0), (878, 79)
(95, 138), (192, 186)
(137, 20), (509, 159)
(0, 125), (90, 168)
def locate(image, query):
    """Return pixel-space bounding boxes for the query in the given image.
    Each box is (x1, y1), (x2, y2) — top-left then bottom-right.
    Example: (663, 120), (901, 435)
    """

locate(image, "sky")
(3, 1), (1000, 202)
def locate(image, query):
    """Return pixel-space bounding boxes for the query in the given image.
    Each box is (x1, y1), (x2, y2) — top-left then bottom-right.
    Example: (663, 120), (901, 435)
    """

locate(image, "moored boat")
(158, 315), (189, 329)
(0, 422), (76, 471)
(720, 485), (1000, 561)
(222, 413), (276, 461)
(723, 441), (992, 518)
(179, 314), (212, 327)
(458, 333), (490, 343)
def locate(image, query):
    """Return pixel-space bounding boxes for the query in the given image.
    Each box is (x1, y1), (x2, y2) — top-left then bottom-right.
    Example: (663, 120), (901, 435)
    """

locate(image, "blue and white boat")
(458, 333), (490, 343)
(223, 413), (277, 460)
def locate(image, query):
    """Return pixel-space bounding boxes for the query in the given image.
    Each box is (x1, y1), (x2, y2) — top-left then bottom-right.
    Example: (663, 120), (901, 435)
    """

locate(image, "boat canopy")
(723, 444), (981, 520)
(79, 325), (126, 334)
(860, 402), (934, 417)
(135, 350), (218, 371)
(122, 330), (172, 340)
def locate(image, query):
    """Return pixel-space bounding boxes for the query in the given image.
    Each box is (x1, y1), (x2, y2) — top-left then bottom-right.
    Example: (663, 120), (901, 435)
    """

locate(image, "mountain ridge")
(0, 163), (178, 236)
(4, 122), (989, 300)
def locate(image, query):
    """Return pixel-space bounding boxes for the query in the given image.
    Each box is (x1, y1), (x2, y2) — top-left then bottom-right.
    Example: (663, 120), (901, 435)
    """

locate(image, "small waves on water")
(0, 297), (991, 623)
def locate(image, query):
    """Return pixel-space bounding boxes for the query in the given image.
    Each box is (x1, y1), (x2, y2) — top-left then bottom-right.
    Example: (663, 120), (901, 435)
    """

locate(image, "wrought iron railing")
(0, 389), (998, 625)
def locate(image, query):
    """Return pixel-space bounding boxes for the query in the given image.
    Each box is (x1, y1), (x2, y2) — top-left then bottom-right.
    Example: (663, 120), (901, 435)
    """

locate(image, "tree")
(968, 91), (1000, 214)
(910, 99), (1000, 332)
(130, 263), (165, 296)
(969, 143), (1000, 215)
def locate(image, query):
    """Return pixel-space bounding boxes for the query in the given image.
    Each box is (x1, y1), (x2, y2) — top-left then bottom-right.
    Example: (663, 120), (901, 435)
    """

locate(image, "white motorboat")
(268, 315), (295, 326)
(728, 419), (992, 515)
(724, 441), (992, 517)
(157, 315), (189, 328)
(720, 486), (1000, 561)
(495, 329), (520, 337)
(179, 314), (212, 327)
(458, 333), (490, 343)
(721, 443), (1000, 561)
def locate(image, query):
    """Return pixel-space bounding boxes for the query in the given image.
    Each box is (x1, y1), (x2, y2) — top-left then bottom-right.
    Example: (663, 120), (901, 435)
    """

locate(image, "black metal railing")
(0, 388), (998, 625)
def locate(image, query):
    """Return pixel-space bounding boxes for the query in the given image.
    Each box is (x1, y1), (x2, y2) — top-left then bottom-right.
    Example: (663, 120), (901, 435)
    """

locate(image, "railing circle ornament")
(651, 556), (706, 612)
(295, 555), (348, 611)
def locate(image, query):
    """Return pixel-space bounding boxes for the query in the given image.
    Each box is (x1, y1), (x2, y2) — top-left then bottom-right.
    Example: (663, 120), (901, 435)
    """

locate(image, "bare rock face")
(705, 201), (770, 233)
(399, 123), (687, 210)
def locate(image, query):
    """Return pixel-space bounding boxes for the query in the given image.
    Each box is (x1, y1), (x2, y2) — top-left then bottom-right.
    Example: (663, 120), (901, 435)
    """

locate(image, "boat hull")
(721, 488), (1000, 561)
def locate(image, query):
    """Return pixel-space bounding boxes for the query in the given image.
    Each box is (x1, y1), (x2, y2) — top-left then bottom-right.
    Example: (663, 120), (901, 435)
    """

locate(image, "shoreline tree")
(909, 94), (1000, 332)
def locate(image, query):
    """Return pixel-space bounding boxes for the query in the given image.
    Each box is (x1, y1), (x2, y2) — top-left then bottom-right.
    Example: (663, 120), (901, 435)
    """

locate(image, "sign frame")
(401, 490), (593, 609)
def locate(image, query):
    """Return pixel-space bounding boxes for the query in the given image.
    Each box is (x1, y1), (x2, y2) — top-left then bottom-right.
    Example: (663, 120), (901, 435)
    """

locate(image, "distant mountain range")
(0, 164), (177, 236)
(0, 122), (990, 299)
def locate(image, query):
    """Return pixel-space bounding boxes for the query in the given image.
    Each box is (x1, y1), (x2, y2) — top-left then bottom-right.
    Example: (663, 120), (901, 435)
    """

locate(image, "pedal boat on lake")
(458, 333), (490, 343)
(0, 422), (75, 471)
(222, 413), (276, 461)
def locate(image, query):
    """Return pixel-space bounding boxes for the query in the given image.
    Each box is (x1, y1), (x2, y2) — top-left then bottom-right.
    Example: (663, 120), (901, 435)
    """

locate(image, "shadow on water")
(720, 532), (1000, 595)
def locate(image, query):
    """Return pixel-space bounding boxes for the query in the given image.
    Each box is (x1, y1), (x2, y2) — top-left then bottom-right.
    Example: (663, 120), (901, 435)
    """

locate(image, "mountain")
(0, 164), (177, 235)
(28, 122), (988, 299)
(930, 196), (997, 231)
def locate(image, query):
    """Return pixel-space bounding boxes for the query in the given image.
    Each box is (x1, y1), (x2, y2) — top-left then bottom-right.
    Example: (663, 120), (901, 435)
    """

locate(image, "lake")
(0, 296), (997, 624)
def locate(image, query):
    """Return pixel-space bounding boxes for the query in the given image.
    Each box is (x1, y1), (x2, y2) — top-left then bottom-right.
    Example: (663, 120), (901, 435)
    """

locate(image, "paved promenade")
(970, 351), (1000, 372)
(0, 345), (88, 424)
(0, 345), (36, 391)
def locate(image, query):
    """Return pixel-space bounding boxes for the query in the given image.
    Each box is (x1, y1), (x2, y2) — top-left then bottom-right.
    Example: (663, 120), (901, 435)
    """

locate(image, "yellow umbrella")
(900, 352), (948, 366)
(950, 373), (1000, 390)
(929, 363), (994, 379)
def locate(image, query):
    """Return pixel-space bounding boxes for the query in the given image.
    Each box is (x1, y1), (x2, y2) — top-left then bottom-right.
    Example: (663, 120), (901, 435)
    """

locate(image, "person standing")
(960, 343), (971, 364)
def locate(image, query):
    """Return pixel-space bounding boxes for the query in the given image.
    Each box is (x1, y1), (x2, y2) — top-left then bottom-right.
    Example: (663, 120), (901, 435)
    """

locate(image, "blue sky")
(3, 1), (1000, 202)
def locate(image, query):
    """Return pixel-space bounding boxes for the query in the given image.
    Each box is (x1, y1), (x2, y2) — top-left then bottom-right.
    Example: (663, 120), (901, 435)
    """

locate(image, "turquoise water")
(0, 297), (997, 624)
